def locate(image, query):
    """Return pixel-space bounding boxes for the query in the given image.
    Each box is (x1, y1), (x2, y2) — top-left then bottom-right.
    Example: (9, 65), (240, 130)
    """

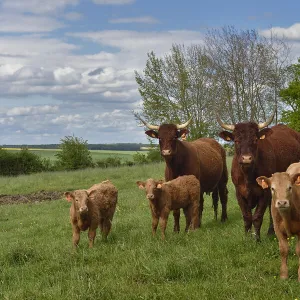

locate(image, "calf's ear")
(177, 129), (189, 140)
(291, 173), (300, 186)
(136, 181), (145, 189)
(64, 192), (74, 202)
(256, 176), (270, 189)
(219, 131), (234, 142)
(145, 130), (158, 139)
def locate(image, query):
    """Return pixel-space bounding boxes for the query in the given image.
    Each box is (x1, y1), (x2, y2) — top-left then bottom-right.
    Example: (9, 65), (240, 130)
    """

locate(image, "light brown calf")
(257, 171), (300, 280)
(64, 180), (118, 248)
(136, 175), (200, 240)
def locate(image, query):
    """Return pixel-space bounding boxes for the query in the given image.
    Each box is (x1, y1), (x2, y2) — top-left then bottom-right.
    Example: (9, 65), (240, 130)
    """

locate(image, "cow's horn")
(134, 114), (159, 130)
(216, 115), (235, 131)
(258, 111), (275, 129)
(176, 118), (192, 129)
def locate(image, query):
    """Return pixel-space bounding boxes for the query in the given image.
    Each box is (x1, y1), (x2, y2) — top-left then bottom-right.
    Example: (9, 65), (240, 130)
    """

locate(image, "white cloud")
(0, 14), (64, 32)
(109, 16), (159, 24)
(92, 0), (135, 5)
(260, 23), (300, 40)
(64, 12), (82, 21)
(51, 114), (82, 124)
(54, 67), (82, 85)
(1, 0), (79, 15)
(7, 105), (59, 116)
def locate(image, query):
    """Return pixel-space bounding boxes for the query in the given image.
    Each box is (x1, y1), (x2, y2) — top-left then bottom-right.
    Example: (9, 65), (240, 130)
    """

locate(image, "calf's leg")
(278, 237), (289, 279)
(296, 234), (300, 282)
(173, 209), (180, 232)
(72, 224), (80, 248)
(88, 227), (96, 248)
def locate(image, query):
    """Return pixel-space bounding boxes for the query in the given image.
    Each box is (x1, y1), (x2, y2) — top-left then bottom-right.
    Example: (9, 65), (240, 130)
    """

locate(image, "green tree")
(280, 58), (300, 131)
(55, 135), (94, 170)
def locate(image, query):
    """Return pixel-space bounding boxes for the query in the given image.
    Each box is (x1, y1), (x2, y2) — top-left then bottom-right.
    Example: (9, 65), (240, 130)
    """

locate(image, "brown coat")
(257, 171), (300, 280)
(64, 180), (118, 248)
(137, 175), (200, 240)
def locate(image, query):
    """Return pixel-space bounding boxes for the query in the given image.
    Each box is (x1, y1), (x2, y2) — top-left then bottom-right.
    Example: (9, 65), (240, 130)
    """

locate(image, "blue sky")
(0, 0), (300, 145)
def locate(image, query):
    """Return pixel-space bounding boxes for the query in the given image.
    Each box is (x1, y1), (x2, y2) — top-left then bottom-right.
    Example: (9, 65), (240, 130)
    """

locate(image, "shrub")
(95, 156), (122, 168)
(55, 135), (94, 170)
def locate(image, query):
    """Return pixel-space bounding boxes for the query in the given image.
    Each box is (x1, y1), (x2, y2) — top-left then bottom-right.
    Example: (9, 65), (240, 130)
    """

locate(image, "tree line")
(135, 26), (300, 138)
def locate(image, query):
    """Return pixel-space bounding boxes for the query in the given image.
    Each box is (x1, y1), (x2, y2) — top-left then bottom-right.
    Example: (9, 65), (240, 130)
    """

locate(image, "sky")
(0, 0), (300, 145)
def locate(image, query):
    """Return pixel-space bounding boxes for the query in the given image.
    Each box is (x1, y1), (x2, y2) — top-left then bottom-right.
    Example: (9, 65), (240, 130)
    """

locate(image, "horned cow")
(136, 175), (200, 240)
(257, 167), (300, 281)
(218, 113), (300, 241)
(64, 180), (118, 248)
(135, 115), (228, 230)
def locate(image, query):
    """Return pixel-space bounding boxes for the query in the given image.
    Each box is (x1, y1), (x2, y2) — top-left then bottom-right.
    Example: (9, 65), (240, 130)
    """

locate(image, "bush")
(55, 136), (94, 170)
(0, 148), (50, 176)
(95, 156), (122, 168)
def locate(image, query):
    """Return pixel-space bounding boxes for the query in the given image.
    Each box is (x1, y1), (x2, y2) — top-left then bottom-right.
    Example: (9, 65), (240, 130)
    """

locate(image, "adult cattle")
(217, 114), (300, 241)
(135, 114), (229, 230)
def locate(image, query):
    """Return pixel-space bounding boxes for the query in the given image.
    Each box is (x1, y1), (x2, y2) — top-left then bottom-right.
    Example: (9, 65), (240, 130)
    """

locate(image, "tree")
(280, 58), (300, 131)
(55, 135), (94, 170)
(135, 26), (290, 138)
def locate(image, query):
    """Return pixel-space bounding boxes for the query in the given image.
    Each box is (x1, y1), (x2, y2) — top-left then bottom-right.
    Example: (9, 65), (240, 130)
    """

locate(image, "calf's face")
(136, 179), (164, 200)
(65, 190), (89, 214)
(256, 173), (300, 211)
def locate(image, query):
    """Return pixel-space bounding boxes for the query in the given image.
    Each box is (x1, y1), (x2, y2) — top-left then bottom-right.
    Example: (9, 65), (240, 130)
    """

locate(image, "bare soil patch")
(0, 190), (63, 205)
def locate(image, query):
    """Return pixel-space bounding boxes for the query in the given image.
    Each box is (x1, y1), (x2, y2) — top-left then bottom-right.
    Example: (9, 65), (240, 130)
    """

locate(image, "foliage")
(135, 26), (290, 137)
(0, 148), (50, 176)
(95, 156), (122, 168)
(280, 58), (300, 130)
(55, 135), (94, 170)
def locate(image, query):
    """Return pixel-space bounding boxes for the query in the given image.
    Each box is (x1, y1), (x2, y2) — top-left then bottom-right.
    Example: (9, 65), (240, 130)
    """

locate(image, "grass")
(1, 161), (300, 299)
(3, 148), (141, 162)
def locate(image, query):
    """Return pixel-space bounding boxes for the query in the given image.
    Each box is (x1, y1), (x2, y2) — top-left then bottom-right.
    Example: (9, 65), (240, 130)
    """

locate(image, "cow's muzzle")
(79, 206), (88, 214)
(161, 149), (172, 156)
(275, 200), (290, 210)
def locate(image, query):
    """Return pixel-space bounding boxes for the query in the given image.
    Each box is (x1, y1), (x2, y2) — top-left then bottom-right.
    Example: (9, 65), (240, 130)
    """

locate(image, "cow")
(256, 170), (300, 280)
(64, 180), (118, 248)
(135, 114), (229, 230)
(136, 175), (200, 239)
(217, 113), (300, 241)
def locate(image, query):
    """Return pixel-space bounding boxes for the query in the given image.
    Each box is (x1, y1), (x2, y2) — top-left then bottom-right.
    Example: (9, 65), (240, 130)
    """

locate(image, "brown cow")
(218, 114), (300, 241)
(64, 180), (118, 248)
(136, 175), (200, 240)
(257, 171), (300, 280)
(135, 114), (228, 230)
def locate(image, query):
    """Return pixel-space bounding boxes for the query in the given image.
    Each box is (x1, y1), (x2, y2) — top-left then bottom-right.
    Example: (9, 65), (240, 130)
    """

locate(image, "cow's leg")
(236, 192), (252, 234)
(212, 188), (218, 221)
(191, 197), (200, 229)
(101, 219), (112, 241)
(159, 210), (170, 240)
(296, 233), (300, 281)
(72, 224), (80, 248)
(199, 193), (204, 227)
(278, 234), (289, 279)
(151, 215), (159, 236)
(183, 206), (192, 232)
(218, 183), (228, 222)
(173, 209), (180, 232)
(252, 196), (269, 242)
(88, 227), (96, 248)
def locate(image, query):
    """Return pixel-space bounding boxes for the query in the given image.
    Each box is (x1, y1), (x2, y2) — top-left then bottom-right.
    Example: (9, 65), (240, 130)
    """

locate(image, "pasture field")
(3, 148), (139, 162)
(1, 162), (300, 299)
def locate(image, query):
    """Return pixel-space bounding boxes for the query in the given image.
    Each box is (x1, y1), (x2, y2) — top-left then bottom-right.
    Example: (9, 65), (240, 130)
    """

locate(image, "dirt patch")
(0, 190), (63, 205)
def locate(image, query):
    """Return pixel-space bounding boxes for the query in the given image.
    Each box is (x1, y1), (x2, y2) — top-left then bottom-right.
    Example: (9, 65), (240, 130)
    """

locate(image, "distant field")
(3, 148), (142, 162)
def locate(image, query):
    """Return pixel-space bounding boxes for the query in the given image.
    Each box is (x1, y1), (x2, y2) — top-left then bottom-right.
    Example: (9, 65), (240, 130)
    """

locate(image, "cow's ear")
(136, 181), (145, 189)
(256, 176), (271, 189)
(219, 131), (234, 142)
(291, 173), (300, 186)
(145, 130), (158, 139)
(177, 129), (189, 140)
(64, 192), (74, 202)
(258, 128), (273, 140)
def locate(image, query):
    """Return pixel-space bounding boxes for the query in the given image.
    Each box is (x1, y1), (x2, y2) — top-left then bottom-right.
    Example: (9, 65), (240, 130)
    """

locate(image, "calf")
(64, 180), (118, 248)
(136, 175), (200, 240)
(256, 172), (300, 280)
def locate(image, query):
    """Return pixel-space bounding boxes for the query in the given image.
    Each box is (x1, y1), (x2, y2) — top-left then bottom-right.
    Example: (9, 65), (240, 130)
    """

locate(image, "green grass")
(1, 162), (300, 299)
(4, 148), (141, 162)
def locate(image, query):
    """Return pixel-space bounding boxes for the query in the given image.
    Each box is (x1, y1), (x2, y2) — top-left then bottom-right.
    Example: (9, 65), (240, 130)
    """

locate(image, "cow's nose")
(276, 200), (289, 208)
(241, 155), (253, 164)
(79, 206), (88, 213)
(161, 150), (171, 156)
(147, 194), (154, 200)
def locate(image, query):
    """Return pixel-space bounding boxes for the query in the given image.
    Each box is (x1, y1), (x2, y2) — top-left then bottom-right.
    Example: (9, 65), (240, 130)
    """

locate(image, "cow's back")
(192, 138), (226, 192)
(257, 125), (300, 177)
